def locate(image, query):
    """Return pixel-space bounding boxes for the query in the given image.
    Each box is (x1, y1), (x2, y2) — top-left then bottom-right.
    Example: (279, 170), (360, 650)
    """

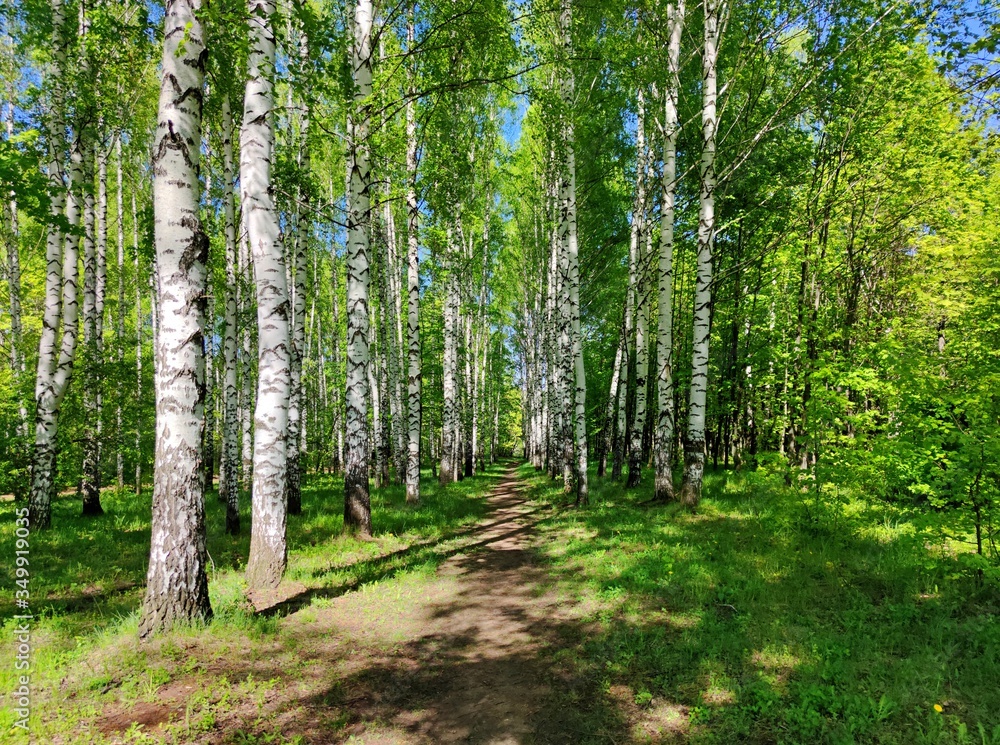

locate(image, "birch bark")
(344, 0), (373, 535)
(138, 0), (212, 637)
(679, 0), (724, 507)
(404, 5), (421, 503)
(654, 1), (684, 502)
(220, 93), (240, 534)
(440, 226), (459, 484)
(29, 0), (80, 529)
(560, 0), (588, 504)
(627, 91), (649, 488)
(242, 0), (291, 589)
(286, 22), (309, 516)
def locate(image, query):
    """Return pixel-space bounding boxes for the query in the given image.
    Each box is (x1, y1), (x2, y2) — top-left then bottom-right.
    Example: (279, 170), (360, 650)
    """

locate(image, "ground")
(3, 461), (1000, 744)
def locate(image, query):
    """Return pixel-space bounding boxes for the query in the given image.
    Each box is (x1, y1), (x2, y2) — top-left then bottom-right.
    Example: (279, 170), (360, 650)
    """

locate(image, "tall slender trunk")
(220, 93), (240, 534)
(243, 0), (291, 589)
(138, 0), (212, 638)
(240, 214), (254, 492)
(627, 91), (649, 488)
(440, 226), (459, 484)
(286, 15), (310, 516)
(654, 1), (684, 502)
(344, 0), (373, 535)
(598, 315), (625, 478)
(679, 0), (723, 507)
(82, 137), (102, 515)
(133, 189), (142, 495)
(5, 93), (27, 440)
(115, 138), (125, 491)
(331, 254), (345, 472)
(404, 5), (421, 503)
(203, 289), (215, 490)
(29, 0), (79, 529)
(560, 0), (587, 504)
(612, 159), (636, 482)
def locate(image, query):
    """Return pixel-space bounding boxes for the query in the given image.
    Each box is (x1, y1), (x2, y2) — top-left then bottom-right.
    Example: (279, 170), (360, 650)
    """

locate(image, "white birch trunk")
(239, 213), (254, 492)
(679, 0), (723, 507)
(286, 18), (310, 516)
(82, 137), (101, 515)
(29, 0), (80, 529)
(440, 226), (459, 485)
(243, 0), (291, 589)
(138, 0), (212, 637)
(404, 5), (421, 503)
(560, 0), (588, 504)
(5, 89), (26, 438)
(220, 93), (240, 534)
(133, 189), (142, 495)
(344, 0), (373, 534)
(627, 90), (649, 488)
(115, 138), (125, 491)
(654, 1), (684, 502)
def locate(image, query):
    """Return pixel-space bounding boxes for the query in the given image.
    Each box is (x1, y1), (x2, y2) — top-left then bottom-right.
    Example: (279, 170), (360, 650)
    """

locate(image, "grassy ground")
(3, 460), (1000, 744)
(0, 464), (506, 742)
(521, 462), (1000, 745)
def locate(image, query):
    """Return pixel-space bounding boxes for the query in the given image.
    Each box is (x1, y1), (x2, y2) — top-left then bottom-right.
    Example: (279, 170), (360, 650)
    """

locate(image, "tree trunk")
(29, 0), (80, 530)
(627, 91), (649, 488)
(344, 0), (373, 535)
(138, 0), (212, 638)
(404, 5), (421, 503)
(285, 13), (310, 516)
(440, 226), (459, 485)
(243, 0), (291, 589)
(679, 0), (723, 508)
(81, 137), (103, 516)
(560, 0), (588, 505)
(220, 93), (241, 535)
(133, 190), (143, 495)
(115, 138), (125, 491)
(654, 1), (684, 503)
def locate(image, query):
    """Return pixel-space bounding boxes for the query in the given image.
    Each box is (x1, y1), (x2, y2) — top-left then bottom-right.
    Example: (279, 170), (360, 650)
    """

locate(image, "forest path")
(282, 464), (600, 744)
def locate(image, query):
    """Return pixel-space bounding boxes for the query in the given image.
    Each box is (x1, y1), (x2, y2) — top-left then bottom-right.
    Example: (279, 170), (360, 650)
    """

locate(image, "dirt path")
(97, 466), (661, 744)
(298, 465), (582, 744)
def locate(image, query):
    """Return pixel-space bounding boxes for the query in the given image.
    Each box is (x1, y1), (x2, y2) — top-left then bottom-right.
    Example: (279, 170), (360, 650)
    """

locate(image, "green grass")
(520, 462), (1000, 745)
(5, 459), (1000, 744)
(0, 464), (506, 741)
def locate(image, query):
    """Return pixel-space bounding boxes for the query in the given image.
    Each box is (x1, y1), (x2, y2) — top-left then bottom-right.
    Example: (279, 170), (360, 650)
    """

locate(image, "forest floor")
(3, 461), (1000, 744)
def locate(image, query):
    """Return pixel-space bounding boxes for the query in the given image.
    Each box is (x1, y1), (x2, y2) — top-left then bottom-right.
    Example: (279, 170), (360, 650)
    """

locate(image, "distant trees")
(3, 0), (1000, 636)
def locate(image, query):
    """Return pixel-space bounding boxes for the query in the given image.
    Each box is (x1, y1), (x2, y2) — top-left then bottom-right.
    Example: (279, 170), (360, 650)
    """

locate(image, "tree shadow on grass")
(524, 467), (1000, 743)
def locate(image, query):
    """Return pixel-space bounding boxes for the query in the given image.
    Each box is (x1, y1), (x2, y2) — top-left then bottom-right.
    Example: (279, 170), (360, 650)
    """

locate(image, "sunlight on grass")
(0, 464), (504, 743)
(519, 461), (1000, 745)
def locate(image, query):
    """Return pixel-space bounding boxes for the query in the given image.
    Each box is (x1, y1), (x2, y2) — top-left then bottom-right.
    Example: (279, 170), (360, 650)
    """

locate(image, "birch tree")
(679, 0), (724, 508)
(138, 0), (212, 638)
(559, 0), (587, 505)
(29, 0), (81, 529)
(627, 90), (649, 489)
(344, 0), (373, 535)
(404, 5), (421, 504)
(220, 93), (240, 535)
(242, 0), (291, 589)
(653, 0), (684, 503)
